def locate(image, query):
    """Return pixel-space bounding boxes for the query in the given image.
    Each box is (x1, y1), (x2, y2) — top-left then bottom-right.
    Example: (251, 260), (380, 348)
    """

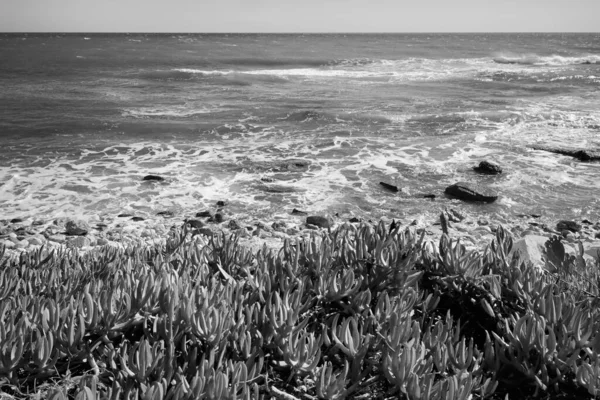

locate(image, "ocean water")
(1, 33), (599, 226)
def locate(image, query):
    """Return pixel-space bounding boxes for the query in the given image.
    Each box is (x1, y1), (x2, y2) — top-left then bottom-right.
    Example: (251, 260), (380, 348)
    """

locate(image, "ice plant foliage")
(0, 221), (599, 399)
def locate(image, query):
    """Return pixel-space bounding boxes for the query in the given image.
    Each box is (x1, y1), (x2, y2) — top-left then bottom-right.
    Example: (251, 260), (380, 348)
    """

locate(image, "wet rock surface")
(65, 219), (91, 236)
(306, 216), (333, 228)
(556, 220), (582, 233)
(380, 182), (399, 192)
(444, 182), (498, 203)
(143, 175), (165, 181)
(473, 160), (503, 175)
(530, 145), (600, 161)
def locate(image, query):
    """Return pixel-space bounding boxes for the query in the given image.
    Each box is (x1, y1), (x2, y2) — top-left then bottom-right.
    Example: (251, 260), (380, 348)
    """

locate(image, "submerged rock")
(444, 182), (498, 203)
(157, 211), (174, 217)
(259, 183), (305, 193)
(131, 217), (145, 222)
(473, 161), (502, 175)
(65, 219), (90, 236)
(143, 175), (165, 181)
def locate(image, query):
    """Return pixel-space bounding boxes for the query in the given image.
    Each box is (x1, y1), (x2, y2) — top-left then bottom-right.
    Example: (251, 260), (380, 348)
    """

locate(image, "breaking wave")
(493, 54), (600, 66)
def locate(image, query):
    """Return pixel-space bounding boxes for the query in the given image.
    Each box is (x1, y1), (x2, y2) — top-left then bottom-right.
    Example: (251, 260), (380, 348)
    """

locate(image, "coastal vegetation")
(0, 220), (599, 399)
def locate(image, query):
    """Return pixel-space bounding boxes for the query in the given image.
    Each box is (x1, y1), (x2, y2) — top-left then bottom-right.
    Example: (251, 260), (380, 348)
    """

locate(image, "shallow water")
(1, 33), (599, 225)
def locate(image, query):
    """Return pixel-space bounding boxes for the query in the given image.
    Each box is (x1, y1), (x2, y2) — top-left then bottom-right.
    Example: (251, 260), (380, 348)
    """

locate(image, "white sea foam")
(122, 105), (217, 118)
(173, 54), (590, 84)
(494, 53), (600, 66)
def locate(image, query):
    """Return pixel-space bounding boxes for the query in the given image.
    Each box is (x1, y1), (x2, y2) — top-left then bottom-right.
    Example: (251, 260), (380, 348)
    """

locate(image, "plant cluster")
(0, 220), (599, 399)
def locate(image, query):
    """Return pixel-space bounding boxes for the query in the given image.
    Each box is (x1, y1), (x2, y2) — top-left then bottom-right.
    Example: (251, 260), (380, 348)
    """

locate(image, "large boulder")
(510, 234), (595, 269)
(444, 182), (498, 203)
(473, 161), (502, 175)
(306, 216), (333, 229)
(65, 219), (90, 236)
(510, 235), (553, 268)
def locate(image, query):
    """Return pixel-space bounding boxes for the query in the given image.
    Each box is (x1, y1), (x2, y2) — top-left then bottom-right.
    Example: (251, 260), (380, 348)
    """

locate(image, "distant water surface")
(1, 33), (599, 224)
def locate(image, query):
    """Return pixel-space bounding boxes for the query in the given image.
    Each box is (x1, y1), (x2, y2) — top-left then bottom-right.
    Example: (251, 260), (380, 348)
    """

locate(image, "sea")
(1, 33), (599, 228)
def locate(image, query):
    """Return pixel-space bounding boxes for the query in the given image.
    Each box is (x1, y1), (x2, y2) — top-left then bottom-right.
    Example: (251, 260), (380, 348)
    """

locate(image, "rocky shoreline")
(3, 201), (600, 269)
(3, 162), (600, 266)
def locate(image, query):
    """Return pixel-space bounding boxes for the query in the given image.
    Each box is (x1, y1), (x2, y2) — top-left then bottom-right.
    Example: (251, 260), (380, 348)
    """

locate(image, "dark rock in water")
(143, 175), (165, 181)
(556, 220), (582, 233)
(261, 177), (274, 183)
(10, 218), (23, 224)
(131, 217), (145, 222)
(157, 211), (174, 217)
(444, 182), (498, 203)
(473, 161), (502, 175)
(530, 145), (600, 161)
(306, 216), (332, 228)
(65, 219), (90, 236)
(214, 213), (225, 223)
(185, 220), (204, 229)
(582, 219), (593, 225)
(216, 200), (227, 207)
(291, 208), (308, 216)
(95, 223), (108, 231)
(423, 194), (436, 200)
(196, 211), (213, 218)
(118, 213), (132, 218)
(32, 220), (45, 226)
(349, 217), (361, 223)
(380, 182), (399, 192)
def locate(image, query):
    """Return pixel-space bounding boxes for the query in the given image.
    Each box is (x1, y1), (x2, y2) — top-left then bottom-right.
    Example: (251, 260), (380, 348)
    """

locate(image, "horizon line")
(1, 31), (599, 35)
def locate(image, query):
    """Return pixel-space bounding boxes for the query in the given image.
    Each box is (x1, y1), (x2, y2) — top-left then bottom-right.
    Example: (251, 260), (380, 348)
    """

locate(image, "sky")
(0, 0), (598, 33)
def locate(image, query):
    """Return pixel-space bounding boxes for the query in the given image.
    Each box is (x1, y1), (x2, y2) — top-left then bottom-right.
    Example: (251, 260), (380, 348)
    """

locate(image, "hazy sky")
(1, 0), (598, 33)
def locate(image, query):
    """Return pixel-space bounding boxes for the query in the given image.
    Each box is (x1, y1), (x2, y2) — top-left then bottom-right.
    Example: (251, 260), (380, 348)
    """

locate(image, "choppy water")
(1, 33), (599, 225)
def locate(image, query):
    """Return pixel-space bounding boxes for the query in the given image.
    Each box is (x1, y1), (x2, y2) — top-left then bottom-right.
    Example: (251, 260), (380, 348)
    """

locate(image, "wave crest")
(493, 53), (600, 66)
